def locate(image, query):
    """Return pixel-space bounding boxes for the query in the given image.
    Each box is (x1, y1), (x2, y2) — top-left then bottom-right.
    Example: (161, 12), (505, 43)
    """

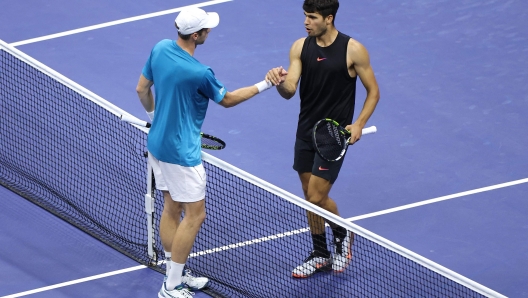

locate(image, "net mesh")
(0, 48), (154, 266)
(0, 44), (491, 298)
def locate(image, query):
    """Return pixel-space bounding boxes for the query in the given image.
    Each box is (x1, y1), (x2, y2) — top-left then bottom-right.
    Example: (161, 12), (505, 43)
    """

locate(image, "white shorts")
(148, 152), (206, 203)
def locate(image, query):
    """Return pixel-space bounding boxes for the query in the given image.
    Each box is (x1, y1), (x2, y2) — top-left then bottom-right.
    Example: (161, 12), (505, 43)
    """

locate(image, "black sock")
(332, 226), (348, 254)
(312, 233), (330, 258)
(332, 226), (347, 241)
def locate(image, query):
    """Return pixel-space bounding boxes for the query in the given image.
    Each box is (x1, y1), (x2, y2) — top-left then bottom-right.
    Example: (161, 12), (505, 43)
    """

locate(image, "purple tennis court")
(1, 1), (527, 297)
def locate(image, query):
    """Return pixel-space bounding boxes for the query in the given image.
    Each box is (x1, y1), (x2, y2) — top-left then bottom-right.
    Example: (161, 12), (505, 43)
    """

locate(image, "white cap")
(175, 7), (220, 35)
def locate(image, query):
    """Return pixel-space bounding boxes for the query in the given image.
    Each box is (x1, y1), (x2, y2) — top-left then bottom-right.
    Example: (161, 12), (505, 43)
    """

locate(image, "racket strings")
(314, 122), (347, 160)
(201, 136), (225, 149)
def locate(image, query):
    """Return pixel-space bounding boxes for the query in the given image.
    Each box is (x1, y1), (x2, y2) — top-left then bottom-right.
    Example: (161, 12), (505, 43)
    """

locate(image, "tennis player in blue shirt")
(136, 7), (275, 298)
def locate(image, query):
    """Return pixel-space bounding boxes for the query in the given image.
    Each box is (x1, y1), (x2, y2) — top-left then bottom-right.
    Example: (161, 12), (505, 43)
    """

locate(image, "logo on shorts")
(317, 57), (326, 62)
(318, 166), (329, 171)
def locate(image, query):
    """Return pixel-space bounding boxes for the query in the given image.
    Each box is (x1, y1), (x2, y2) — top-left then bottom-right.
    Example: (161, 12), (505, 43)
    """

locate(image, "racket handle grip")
(362, 126), (377, 135)
(120, 114), (151, 128)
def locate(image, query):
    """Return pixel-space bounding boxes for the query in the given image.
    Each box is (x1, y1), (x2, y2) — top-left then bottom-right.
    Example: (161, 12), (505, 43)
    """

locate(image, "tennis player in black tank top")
(266, 0), (380, 278)
(298, 32), (357, 141)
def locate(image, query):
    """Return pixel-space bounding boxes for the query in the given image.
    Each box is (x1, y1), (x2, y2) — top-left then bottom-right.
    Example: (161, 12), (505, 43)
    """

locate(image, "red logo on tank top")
(317, 57), (326, 62)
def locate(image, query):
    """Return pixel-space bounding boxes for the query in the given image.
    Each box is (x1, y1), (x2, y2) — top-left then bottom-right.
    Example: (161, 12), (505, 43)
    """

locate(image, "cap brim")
(203, 12), (220, 29)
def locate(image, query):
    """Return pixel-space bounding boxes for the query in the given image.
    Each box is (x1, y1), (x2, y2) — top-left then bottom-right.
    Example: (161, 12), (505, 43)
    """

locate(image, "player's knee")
(189, 209), (206, 227)
(306, 193), (327, 207)
(163, 204), (183, 220)
(301, 186), (309, 198)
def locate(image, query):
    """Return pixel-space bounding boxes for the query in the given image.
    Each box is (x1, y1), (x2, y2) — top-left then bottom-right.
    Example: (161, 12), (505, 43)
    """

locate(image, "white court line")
(3, 177), (525, 297)
(9, 0), (233, 47)
(0, 266), (146, 298)
(346, 177), (528, 222)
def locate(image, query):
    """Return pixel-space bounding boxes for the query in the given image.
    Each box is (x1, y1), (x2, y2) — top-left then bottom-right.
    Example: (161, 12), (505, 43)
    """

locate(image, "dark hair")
(303, 0), (339, 23)
(175, 25), (208, 40)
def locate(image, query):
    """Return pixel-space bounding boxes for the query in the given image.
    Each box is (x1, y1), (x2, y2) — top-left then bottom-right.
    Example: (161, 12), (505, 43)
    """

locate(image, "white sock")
(166, 261), (185, 290)
(164, 251), (172, 274)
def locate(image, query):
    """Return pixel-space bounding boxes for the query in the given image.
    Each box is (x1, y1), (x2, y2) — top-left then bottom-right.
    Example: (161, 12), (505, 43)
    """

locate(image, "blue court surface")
(1, 0), (528, 297)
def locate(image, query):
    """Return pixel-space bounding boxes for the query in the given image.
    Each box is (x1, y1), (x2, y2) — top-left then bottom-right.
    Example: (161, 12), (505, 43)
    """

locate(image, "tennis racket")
(313, 118), (377, 162)
(120, 114), (226, 150)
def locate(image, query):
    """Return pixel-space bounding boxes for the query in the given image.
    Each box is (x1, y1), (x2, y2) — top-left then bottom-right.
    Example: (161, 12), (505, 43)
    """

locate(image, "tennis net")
(0, 40), (504, 298)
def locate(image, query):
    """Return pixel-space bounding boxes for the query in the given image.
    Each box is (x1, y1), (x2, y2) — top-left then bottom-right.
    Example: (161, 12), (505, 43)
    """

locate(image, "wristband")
(146, 110), (154, 121)
(254, 80), (273, 93)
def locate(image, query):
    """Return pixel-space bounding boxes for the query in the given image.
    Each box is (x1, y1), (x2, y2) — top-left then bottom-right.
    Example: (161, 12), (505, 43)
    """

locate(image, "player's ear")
(326, 14), (334, 25)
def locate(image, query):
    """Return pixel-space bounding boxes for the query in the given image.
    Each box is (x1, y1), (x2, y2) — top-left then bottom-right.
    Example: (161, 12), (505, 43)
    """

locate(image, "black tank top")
(297, 32), (357, 141)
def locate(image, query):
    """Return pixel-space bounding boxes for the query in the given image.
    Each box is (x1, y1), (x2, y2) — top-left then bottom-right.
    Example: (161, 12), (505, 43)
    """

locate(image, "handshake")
(254, 66), (288, 93)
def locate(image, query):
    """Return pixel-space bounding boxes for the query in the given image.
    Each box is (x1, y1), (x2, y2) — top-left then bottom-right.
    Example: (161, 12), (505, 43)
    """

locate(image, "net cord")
(0, 39), (505, 298)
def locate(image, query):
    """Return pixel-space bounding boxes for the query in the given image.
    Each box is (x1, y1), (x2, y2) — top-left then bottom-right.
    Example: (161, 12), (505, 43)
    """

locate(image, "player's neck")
(176, 38), (196, 56)
(315, 27), (338, 47)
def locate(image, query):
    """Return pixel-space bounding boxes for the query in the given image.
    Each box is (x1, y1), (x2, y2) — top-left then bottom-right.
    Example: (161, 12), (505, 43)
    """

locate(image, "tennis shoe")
(158, 282), (194, 298)
(332, 231), (353, 272)
(292, 251), (332, 278)
(182, 269), (209, 290)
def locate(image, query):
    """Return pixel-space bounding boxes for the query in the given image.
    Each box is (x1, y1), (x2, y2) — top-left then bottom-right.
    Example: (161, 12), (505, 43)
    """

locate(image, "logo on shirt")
(219, 87), (225, 95)
(317, 57), (327, 62)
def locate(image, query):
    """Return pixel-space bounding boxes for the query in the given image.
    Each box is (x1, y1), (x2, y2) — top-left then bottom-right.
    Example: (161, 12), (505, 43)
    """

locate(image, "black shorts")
(293, 137), (346, 184)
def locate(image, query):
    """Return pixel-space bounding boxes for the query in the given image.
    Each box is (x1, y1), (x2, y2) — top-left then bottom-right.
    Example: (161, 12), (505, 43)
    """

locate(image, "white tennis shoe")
(332, 231), (353, 272)
(182, 269), (209, 290)
(158, 283), (194, 298)
(292, 251), (332, 278)
(162, 268), (209, 290)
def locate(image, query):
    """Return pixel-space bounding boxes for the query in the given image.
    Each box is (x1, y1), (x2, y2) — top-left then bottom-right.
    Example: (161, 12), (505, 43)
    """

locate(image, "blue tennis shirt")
(142, 39), (226, 166)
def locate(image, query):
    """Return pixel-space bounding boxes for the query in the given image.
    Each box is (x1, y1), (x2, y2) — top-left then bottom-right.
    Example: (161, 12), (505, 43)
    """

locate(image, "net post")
(145, 156), (155, 260)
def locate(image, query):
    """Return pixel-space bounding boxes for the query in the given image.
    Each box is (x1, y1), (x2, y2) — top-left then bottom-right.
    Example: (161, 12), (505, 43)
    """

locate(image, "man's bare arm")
(136, 74), (155, 112)
(218, 86), (260, 108)
(266, 38), (304, 99)
(345, 40), (380, 143)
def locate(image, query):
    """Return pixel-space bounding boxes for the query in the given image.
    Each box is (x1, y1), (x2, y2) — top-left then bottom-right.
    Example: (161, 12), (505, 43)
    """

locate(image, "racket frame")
(313, 118), (350, 162)
(120, 114), (226, 150)
(313, 118), (377, 162)
(200, 132), (226, 150)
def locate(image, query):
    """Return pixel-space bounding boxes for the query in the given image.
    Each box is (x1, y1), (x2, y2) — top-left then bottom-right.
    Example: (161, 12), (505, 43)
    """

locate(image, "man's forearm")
(138, 89), (154, 112)
(354, 92), (380, 127)
(276, 81), (296, 100)
(220, 86), (260, 108)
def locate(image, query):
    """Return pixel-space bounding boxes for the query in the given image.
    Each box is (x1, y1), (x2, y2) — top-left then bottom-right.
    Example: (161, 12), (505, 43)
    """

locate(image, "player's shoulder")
(201, 66), (216, 77)
(290, 37), (306, 54)
(347, 37), (367, 53)
(154, 39), (173, 48)
(151, 39), (176, 55)
(293, 37), (306, 45)
(159, 38), (173, 44)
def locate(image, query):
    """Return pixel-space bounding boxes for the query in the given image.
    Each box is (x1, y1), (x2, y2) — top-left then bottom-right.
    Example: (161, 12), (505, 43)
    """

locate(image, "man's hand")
(345, 123), (364, 144)
(265, 66), (288, 86)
